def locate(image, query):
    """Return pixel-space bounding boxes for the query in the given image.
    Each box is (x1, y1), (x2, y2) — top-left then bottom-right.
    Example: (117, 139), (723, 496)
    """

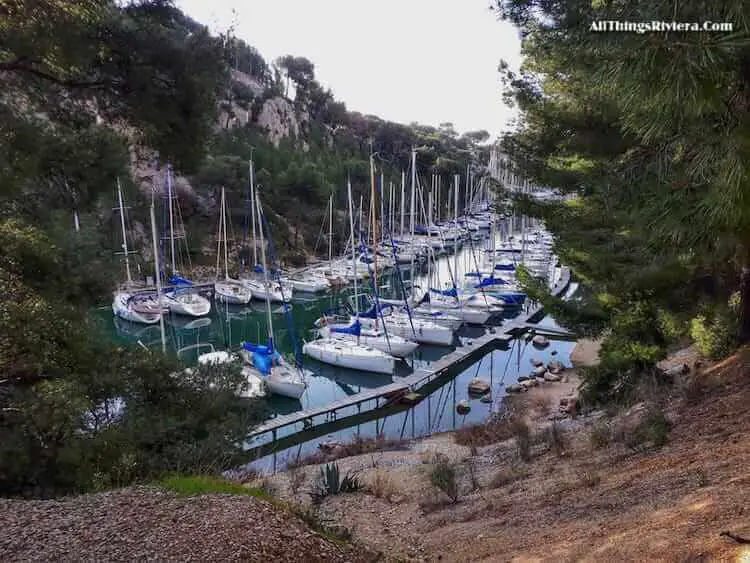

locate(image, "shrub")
(545, 422), (566, 456)
(488, 465), (529, 489)
(510, 419), (532, 462)
(369, 470), (399, 501)
(429, 453), (460, 503)
(618, 410), (672, 452)
(589, 421), (613, 449)
(690, 310), (736, 359)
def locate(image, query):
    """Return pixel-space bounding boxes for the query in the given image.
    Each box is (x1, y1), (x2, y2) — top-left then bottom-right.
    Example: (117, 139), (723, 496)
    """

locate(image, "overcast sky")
(176, 0), (521, 139)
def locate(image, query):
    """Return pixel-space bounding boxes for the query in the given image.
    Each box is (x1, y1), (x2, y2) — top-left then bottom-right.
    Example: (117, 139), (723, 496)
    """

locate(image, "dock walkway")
(247, 267), (572, 442)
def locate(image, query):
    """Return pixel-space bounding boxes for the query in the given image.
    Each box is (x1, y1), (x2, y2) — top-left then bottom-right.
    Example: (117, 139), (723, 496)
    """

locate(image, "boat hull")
(303, 340), (395, 374)
(161, 292), (212, 317)
(112, 292), (161, 325)
(214, 280), (253, 304)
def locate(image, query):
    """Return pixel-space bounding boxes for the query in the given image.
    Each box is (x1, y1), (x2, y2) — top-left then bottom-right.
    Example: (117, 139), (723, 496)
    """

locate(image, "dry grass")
(488, 464), (529, 489)
(368, 471), (400, 502)
(286, 435), (410, 468)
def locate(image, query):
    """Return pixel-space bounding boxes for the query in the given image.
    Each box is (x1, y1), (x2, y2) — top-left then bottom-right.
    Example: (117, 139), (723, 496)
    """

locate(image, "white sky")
(176, 0), (521, 139)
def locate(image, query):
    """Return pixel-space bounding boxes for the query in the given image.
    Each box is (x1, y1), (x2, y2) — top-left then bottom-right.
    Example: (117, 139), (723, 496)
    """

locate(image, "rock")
(319, 441), (342, 453)
(535, 377), (546, 384)
(518, 374), (530, 382)
(480, 394), (493, 403)
(551, 350), (558, 356)
(665, 363), (690, 378)
(547, 360), (564, 374)
(468, 378), (491, 395)
(534, 365), (547, 377)
(506, 384), (524, 393)
(530, 358), (544, 367)
(561, 397), (578, 415)
(520, 379), (538, 388)
(544, 372), (561, 382)
(456, 400), (471, 415)
(256, 96), (301, 147)
(532, 335), (550, 348)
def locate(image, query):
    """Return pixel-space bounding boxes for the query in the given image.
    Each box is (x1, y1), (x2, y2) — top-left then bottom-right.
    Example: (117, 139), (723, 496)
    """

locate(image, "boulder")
(544, 372), (561, 382)
(456, 400), (471, 415)
(534, 365), (547, 377)
(506, 384), (525, 393)
(530, 358), (544, 367)
(468, 378), (491, 395)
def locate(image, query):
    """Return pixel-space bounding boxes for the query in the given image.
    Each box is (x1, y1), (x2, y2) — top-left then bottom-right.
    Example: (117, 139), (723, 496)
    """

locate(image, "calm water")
(96, 217), (575, 471)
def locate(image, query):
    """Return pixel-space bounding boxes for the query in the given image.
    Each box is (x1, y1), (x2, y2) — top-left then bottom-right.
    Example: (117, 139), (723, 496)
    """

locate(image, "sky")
(175, 0), (522, 140)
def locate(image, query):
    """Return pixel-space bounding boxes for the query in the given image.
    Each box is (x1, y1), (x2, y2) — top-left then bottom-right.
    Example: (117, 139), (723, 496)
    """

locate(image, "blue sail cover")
(475, 276), (507, 289)
(241, 339), (278, 375)
(494, 263), (516, 271)
(464, 272), (482, 278)
(169, 275), (193, 286)
(253, 264), (264, 274)
(331, 320), (361, 336)
(430, 287), (458, 298)
(414, 225), (429, 235)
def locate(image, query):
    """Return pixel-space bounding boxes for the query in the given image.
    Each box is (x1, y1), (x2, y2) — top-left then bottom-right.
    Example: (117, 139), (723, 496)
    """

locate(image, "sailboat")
(214, 187), (252, 304)
(111, 178), (163, 325)
(241, 191), (309, 399)
(303, 177), (397, 374)
(160, 164), (212, 317)
(239, 159), (294, 303)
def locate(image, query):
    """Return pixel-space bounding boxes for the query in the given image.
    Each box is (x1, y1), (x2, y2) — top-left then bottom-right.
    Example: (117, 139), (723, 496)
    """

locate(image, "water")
(98, 217), (574, 470)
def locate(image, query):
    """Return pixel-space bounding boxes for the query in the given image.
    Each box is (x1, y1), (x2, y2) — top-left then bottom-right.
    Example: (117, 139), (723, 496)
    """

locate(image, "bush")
(589, 421), (613, 449)
(618, 410), (672, 452)
(510, 419), (532, 462)
(429, 453), (460, 503)
(545, 422), (566, 456)
(368, 470), (399, 501)
(488, 464), (528, 489)
(690, 310), (736, 359)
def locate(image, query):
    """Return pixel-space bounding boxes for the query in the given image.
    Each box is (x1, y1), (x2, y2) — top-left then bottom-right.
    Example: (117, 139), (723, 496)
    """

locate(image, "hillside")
(257, 344), (750, 562)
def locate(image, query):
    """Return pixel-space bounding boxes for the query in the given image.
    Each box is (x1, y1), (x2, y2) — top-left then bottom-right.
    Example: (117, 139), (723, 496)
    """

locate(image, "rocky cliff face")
(255, 96), (300, 147)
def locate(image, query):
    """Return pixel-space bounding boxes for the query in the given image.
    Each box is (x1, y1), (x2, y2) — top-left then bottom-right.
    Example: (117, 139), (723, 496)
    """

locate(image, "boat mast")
(221, 187), (229, 280)
(254, 190), (274, 343)
(400, 170), (406, 237)
(453, 174), (459, 277)
(347, 177), (360, 345)
(409, 148), (416, 238)
(150, 202), (167, 353)
(116, 177), (133, 285)
(370, 154), (379, 321)
(328, 193), (333, 272)
(249, 159), (258, 268)
(166, 164), (177, 274)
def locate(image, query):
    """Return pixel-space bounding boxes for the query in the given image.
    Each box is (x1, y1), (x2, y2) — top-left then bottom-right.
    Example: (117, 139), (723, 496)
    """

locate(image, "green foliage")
(428, 453), (460, 503)
(312, 463), (362, 502)
(159, 475), (269, 498)
(496, 0), (750, 401)
(690, 307), (738, 359)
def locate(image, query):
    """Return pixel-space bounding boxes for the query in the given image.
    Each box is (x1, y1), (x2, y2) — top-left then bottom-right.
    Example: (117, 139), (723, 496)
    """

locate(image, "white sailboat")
(303, 176), (397, 374)
(239, 158), (294, 303)
(214, 187), (252, 304)
(111, 178), (163, 325)
(241, 191), (309, 400)
(160, 164), (211, 317)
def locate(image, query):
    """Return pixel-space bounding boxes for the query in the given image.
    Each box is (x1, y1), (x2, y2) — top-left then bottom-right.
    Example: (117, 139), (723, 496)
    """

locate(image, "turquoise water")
(98, 218), (575, 470)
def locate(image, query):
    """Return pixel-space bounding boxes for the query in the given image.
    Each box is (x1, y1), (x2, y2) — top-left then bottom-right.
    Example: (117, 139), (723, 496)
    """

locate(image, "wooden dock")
(245, 267), (572, 448)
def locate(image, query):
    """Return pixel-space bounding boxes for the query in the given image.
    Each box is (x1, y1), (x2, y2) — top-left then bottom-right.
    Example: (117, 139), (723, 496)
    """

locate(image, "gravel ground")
(0, 487), (375, 562)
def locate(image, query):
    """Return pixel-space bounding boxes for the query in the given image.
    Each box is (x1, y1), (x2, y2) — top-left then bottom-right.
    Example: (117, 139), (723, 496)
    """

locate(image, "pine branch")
(0, 58), (108, 89)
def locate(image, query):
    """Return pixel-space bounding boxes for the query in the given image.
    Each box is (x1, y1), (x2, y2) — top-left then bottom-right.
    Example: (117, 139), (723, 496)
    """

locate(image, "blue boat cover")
(430, 287), (458, 298)
(331, 320), (361, 336)
(169, 275), (193, 286)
